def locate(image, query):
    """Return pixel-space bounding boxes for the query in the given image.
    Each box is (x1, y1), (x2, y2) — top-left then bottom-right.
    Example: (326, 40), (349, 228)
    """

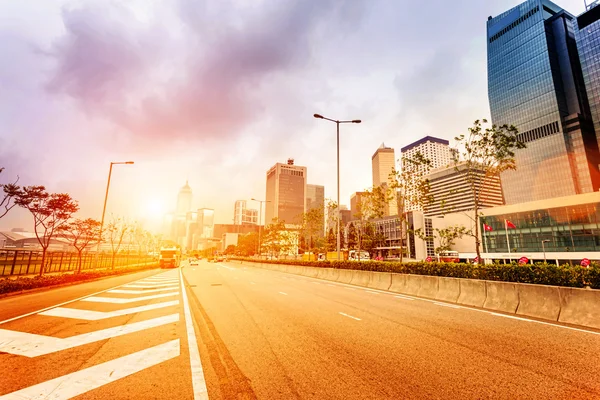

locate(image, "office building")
(424, 163), (504, 217)
(400, 136), (454, 211)
(575, 4), (600, 146)
(176, 181), (193, 215)
(265, 159), (307, 227)
(306, 184), (325, 212)
(350, 192), (367, 219)
(233, 200), (258, 225)
(487, 0), (600, 204)
(372, 144), (398, 216)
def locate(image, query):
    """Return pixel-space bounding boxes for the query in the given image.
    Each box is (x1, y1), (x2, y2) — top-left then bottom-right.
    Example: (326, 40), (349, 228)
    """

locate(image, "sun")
(142, 198), (166, 219)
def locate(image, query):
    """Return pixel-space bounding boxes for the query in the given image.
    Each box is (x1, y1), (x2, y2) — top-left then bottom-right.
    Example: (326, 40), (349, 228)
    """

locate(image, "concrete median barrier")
(305, 267), (320, 278)
(351, 270), (371, 287)
(389, 274), (408, 294)
(558, 287), (600, 329)
(416, 275), (439, 299)
(516, 284), (561, 321)
(336, 269), (354, 284)
(483, 281), (519, 313)
(367, 272), (392, 291)
(318, 268), (340, 282)
(435, 277), (460, 303)
(457, 279), (487, 307)
(403, 275), (423, 296)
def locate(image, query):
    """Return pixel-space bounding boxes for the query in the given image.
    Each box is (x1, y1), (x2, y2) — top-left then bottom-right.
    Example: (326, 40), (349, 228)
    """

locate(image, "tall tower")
(371, 144), (397, 216)
(265, 159), (307, 227)
(176, 181), (193, 215)
(487, 0), (600, 204)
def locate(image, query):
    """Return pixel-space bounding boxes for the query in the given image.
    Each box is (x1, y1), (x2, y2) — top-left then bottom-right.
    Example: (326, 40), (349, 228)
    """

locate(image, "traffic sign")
(581, 258), (591, 267)
(518, 257), (529, 265)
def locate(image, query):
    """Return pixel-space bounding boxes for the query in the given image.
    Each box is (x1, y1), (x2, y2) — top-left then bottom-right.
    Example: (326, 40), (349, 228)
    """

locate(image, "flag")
(483, 223), (493, 232)
(505, 220), (517, 229)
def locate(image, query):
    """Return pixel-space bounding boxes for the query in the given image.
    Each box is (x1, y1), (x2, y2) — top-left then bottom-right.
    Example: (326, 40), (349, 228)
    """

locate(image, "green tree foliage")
(347, 223), (357, 250)
(453, 119), (525, 261)
(106, 215), (129, 269)
(263, 218), (295, 257)
(14, 186), (79, 276)
(58, 218), (101, 273)
(237, 232), (258, 256)
(326, 227), (336, 252)
(299, 206), (325, 254)
(224, 244), (236, 255)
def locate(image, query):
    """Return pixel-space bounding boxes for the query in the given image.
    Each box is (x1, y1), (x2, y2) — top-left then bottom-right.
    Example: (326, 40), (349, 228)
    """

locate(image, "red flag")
(506, 220), (516, 229)
(483, 223), (493, 232)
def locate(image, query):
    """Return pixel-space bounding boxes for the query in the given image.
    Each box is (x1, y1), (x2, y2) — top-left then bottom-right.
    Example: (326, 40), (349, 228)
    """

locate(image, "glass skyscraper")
(487, 0), (600, 204)
(576, 5), (600, 145)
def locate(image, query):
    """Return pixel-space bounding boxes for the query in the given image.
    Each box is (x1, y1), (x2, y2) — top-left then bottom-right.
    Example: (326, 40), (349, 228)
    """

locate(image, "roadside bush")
(0, 263), (158, 295)
(231, 257), (600, 289)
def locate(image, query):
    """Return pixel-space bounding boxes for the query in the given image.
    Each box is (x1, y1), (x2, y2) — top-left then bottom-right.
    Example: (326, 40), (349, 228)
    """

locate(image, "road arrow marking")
(82, 292), (179, 304)
(0, 339), (180, 399)
(38, 300), (180, 320)
(0, 314), (179, 357)
(107, 288), (179, 294)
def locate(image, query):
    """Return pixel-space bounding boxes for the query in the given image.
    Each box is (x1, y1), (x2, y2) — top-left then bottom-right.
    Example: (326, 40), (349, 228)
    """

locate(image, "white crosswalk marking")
(82, 291), (179, 304)
(0, 340), (180, 400)
(107, 287), (178, 294)
(0, 314), (179, 357)
(123, 283), (180, 288)
(38, 300), (180, 320)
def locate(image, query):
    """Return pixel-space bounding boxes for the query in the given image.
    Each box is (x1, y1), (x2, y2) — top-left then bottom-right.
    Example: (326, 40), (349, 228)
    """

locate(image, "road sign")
(425, 256), (432, 262)
(581, 258), (591, 267)
(518, 257), (529, 265)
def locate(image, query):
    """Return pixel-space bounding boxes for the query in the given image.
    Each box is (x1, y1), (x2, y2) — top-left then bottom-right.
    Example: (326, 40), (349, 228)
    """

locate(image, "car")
(190, 258), (199, 266)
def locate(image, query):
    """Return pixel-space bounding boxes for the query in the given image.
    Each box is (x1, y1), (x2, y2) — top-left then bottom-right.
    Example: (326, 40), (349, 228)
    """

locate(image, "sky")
(0, 0), (588, 232)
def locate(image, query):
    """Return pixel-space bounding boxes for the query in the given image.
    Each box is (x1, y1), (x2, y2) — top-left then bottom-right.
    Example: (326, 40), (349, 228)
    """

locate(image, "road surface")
(1, 260), (600, 399)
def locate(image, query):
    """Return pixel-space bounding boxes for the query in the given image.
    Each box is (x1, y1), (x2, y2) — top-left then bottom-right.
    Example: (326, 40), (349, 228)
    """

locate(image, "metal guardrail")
(0, 250), (157, 276)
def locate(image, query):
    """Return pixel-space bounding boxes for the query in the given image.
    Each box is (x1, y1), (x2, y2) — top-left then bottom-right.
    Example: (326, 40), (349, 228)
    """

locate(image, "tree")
(391, 151), (434, 262)
(237, 232), (258, 256)
(58, 218), (101, 273)
(326, 227), (336, 251)
(434, 225), (468, 255)
(453, 119), (525, 261)
(0, 168), (20, 219)
(352, 187), (389, 260)
(347, 223), (357, 250)
(262, 218), (295, 257)
(299, 206), (325, 254)
(14, 186), (79, 276)
(224, 244), (236, 255)
(106, 215), (129, 269)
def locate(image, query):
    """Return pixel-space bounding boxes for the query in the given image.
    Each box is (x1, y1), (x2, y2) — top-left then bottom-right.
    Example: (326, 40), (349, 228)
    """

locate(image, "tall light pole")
(313, 114), (361, 261)
(251, 198), (270, 259)
(541, 239), (550, 264)
(97, 161), (134, 253)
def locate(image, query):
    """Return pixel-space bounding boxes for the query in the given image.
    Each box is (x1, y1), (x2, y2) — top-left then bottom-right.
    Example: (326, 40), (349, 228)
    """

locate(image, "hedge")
(232, 258), (600, 289)
(0, 263), (158, 295)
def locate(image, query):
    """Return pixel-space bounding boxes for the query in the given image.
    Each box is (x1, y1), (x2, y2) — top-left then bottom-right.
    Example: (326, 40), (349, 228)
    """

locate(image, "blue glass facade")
(487, 0), (600, 205)
(576, 6), (600, 145)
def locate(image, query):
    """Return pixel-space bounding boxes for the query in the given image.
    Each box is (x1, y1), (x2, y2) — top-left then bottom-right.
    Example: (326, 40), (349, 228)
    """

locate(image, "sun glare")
(142, 198), (166, 219)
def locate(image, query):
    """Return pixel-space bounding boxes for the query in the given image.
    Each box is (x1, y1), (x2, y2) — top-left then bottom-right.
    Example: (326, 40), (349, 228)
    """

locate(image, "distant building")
(424, 163), (504, 217)
(233, 200), (258, 225)
(176, 181), (193, 215)
(306, 184), (325, 212)
(372, 144), (398, 216)
(350, 192), (367, 219)
(214, 223), (259, 239)
(265, 159), (307, 227)
(400, 136), (453, 211)
(488, 0), (600, 204)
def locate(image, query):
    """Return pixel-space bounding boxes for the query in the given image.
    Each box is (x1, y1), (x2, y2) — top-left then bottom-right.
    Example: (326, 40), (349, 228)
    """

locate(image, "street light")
(97, 161), (134, 253)
(541, 239), (550, 264)
(251, 198), (271, 259)
(313, 113), (361, 261)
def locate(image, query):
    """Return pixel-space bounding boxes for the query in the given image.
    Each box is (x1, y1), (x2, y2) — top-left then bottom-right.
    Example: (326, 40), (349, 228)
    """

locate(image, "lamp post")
(251, 198), (270, 259)
(97, 161), (134, 254)
(313, 113), (361, 261)
(541, 239), (550, 264)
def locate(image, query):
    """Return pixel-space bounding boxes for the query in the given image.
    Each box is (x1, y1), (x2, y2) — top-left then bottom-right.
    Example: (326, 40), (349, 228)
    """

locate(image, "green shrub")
(232, 257), (600, 289)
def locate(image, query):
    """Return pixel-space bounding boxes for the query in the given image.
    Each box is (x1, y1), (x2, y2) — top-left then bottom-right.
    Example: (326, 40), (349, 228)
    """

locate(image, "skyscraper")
(306, 184), (325, 211)
(575, 4), (600, 145)
(233, 200), (258, 225)
(487, 0), (600, 204)
(265, 159), (307, 226)
(176, 181), (193, 215)
(372, 144), (398, 216)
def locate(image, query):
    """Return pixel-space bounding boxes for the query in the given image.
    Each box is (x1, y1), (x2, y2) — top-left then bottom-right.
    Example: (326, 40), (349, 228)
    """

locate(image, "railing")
(0, 250), (157, 277)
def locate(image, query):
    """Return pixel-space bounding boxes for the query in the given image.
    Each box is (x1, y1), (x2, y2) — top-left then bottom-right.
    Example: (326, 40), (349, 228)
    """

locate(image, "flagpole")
(483, 222), (489, 254)
(505, 219), (511, 255)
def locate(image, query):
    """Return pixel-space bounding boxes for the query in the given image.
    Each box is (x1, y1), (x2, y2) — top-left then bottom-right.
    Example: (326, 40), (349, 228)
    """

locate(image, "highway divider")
(232, 259), (600, 331)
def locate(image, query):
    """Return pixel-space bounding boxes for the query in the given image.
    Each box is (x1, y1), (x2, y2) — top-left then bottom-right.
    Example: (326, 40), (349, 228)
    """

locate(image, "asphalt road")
(1, 260), (600, 399)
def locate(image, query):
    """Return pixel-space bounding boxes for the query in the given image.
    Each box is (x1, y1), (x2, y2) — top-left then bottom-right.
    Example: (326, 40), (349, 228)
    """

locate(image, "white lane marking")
(250, 282), (256, 285)
(123, 283), (180, 289)
(39, 300), (180, 320)
(0, 272), (170, 326)
(82, 292), (179, 304)
(312, 282), (321, 285)
(365, 290), (380, 295)
(0, 340), (180, 400)
(395, 296), (415, 301)
(339, 312), (361, 321)
(180, 269), (209, 399)
(345, 287), (356, 291)
(326, 284), (336, 287)
(137, 279), (180, 284)
(434, 302), (460, 309)
(107, 287), (179, 294)
(0, 314), (179, 357)
(488, 312), (600, 336)
(279, 292), (288, 296)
